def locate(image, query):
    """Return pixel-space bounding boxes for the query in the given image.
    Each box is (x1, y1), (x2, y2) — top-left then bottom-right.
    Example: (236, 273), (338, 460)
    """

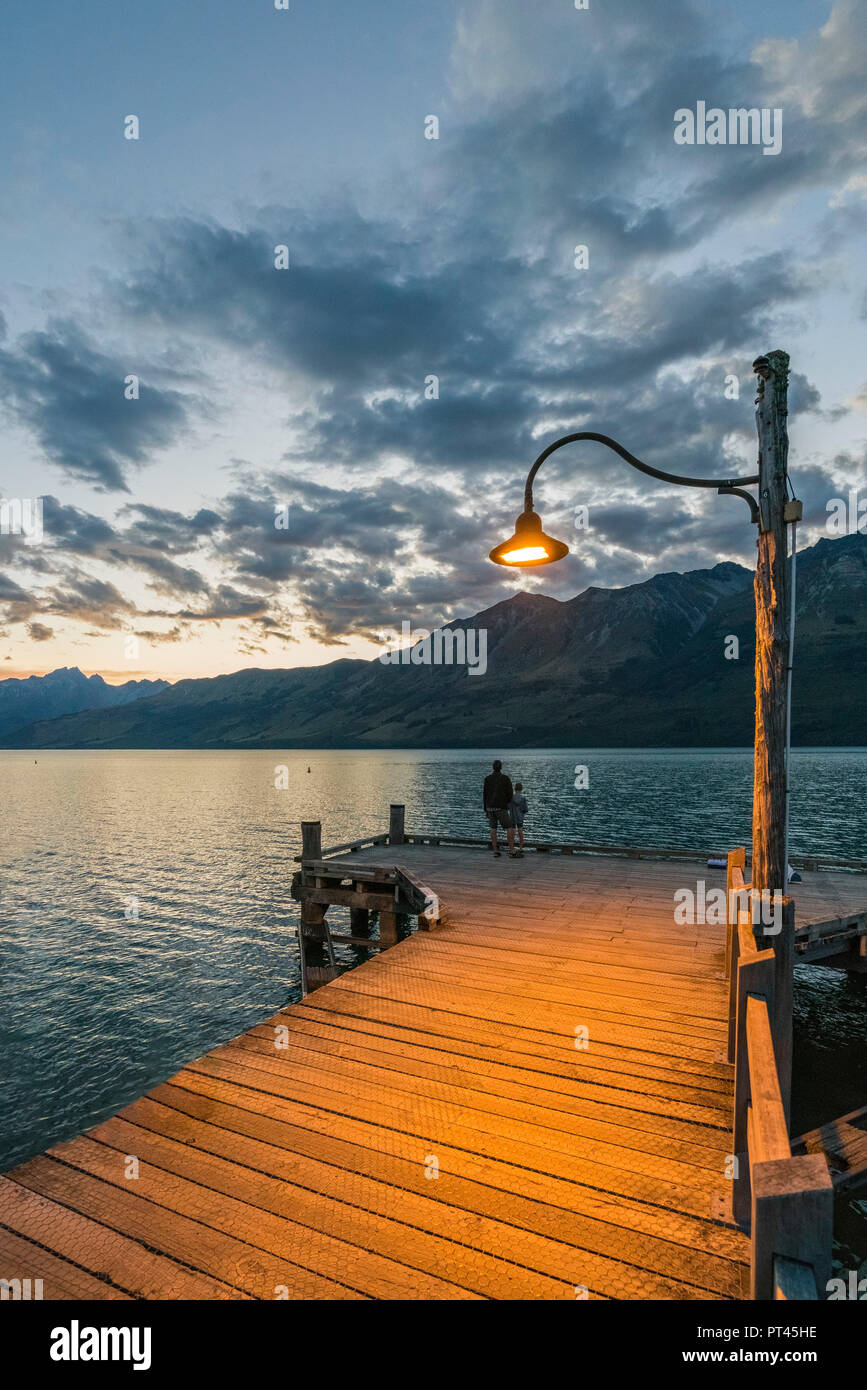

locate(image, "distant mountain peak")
(0, 667), (169, 739)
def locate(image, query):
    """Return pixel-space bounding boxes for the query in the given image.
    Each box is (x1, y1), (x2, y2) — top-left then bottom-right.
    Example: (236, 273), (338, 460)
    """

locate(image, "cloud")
(0, 321), (195, 491)
(4, 0), (866, 660)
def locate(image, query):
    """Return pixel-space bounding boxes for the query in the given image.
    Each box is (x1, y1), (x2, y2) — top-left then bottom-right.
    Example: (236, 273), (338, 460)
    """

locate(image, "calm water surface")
(1, 748), (865, 1270)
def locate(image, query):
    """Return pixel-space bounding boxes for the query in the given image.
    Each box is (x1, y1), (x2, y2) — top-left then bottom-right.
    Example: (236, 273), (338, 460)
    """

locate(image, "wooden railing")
(294, 813), (867, 875)
(725, 847), (834, 1300)
(290, 813), (441, 996)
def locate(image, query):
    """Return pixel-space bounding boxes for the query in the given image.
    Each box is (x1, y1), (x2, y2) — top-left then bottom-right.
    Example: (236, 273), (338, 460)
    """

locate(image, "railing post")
(732, 935), (775, 1227)
(349, 906), (371, 938)
(769, 897), (794, 1126)
(301, 820), (322, 862)
(725, 847), (746, 981)
(379, 909), (398, 947)
(297, 821), (337, 993)
(727, 918), (741, 1064)
(722, 845), (744, 1061)
(389, 804), (405, 845)
(752, 1155), (833, 1300)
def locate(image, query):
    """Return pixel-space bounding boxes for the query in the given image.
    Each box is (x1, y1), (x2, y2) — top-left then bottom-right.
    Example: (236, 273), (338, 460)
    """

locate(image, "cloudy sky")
(1, 0), (865, 681)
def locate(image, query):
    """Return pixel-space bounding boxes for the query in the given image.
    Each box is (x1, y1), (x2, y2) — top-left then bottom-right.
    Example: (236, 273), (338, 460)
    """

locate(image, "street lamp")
(488, 350), (802, 1111)
(489, 429), (761, 568)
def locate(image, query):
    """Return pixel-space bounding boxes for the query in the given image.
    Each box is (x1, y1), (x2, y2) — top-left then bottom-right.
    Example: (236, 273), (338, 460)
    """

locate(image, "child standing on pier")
(510, 783), (528, 857)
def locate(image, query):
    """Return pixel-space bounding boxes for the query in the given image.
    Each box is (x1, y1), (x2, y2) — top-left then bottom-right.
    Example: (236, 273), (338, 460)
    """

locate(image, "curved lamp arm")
(524, 432), (760, 522)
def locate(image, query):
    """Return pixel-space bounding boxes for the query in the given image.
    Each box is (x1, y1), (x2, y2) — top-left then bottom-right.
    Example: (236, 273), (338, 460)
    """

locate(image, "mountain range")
(0, 667), (168, 740)
(3, 533), (865, 748)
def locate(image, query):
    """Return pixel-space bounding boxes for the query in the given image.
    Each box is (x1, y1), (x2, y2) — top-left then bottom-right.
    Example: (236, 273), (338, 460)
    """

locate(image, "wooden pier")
(2, 819), (866, 1301)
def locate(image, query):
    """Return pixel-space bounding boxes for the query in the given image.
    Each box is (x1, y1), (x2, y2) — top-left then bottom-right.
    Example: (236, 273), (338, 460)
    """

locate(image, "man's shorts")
(486, 807), (511, 830)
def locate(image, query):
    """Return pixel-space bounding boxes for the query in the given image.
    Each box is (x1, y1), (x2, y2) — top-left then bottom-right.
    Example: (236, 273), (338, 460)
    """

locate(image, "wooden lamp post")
(489, 349), (802, 1110)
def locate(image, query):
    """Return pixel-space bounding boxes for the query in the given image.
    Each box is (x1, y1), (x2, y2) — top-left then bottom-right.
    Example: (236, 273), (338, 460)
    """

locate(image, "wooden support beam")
(349, 906), (371, 938)
(302, 859), (394, 881)
(849, 933), (867, 976)
(292, 834), (390, 862)
(328, 932), (382, 949)
(393, 865), (440, 925)
(792, 1106), (867, 1194)
(299, 886), (395, 912)
(378, 909), (398, 948)
(297, 897), (338, 994)
(750, 350), (791, 899)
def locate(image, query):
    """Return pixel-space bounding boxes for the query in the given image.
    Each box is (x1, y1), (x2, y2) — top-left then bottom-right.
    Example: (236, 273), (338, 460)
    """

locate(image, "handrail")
(301, 831), (867, 873)
(294, 833), (389, 861)
(726, 847), (834, 1301)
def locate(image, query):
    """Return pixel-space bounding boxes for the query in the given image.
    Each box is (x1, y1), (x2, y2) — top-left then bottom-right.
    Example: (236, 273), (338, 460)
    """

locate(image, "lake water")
(1, 747), (865, 1272)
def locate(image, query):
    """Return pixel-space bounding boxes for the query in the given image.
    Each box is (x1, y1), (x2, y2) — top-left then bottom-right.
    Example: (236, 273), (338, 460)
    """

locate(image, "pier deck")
(2, 845), (865, 1300)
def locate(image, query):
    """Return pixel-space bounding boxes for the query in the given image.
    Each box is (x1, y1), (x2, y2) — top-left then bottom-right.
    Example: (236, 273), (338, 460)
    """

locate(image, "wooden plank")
(6, 1158), (366, 1300)
(149, 1076), (748, 1290)
(62, 1126), (552, 1302)
(382, 942), (729, 1026)
(181, 1051), (725, 1212)
(293, 984), (735, 1089)
(0, 1174), (246, 1300)
(326, 968), (726, 1062)
(115, 1097), (744, 1297)
(248, 1013), (733, 1130)
(0, 1223), (132, 1301)
(210, 1034), (729, 1171)
(291, 996), (734, 1104)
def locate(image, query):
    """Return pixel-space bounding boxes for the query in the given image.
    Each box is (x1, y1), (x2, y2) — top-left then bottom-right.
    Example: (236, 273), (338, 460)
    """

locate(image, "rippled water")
(1, 747), (865, 1269)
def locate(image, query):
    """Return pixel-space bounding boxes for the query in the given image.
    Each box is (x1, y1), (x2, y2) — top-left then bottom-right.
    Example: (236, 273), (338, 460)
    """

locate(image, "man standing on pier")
(483, 759), (516, 859)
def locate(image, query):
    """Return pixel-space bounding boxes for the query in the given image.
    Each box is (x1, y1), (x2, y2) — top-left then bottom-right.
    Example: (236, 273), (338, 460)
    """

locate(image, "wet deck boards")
(3, 847), (864, 1300)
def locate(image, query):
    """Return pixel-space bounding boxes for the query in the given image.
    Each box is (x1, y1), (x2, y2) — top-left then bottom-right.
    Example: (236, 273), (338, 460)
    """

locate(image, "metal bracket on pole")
(718, 485), (760, 525)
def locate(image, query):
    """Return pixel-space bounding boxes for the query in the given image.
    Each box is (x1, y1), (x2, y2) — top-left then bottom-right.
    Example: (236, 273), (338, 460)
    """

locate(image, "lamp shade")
(488, 508), (569, 567)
